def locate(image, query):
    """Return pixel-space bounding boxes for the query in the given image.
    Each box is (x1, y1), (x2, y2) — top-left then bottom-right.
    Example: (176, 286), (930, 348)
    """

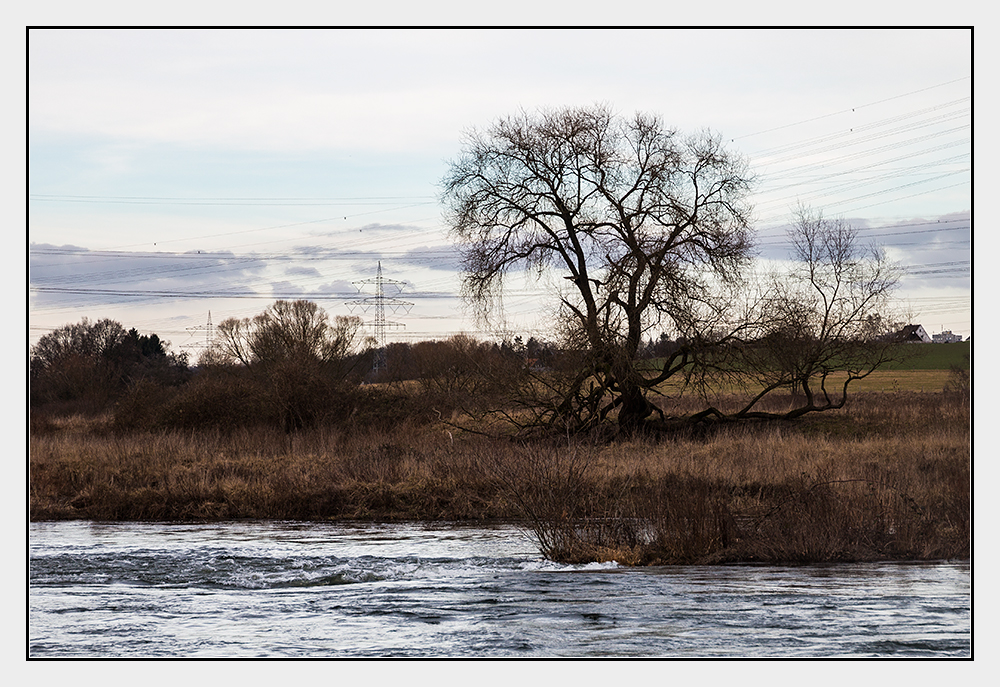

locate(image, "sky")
(27, 27), (973, 359)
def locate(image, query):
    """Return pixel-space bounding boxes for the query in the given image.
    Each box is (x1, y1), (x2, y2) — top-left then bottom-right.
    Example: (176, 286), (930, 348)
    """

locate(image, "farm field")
(881, 342), (970, 370)
(650, 342), (970, 395)
(824, 342), (970, 392)
(830, 369), (953, 393)
(656, 368), (962, 395)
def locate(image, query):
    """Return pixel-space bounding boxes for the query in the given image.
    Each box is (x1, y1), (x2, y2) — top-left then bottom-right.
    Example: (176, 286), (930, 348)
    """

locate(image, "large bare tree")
(442, 105), (756, 432)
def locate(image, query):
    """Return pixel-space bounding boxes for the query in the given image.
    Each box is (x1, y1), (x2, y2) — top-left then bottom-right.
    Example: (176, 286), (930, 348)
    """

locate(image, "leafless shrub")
(944, 349), (971, 399)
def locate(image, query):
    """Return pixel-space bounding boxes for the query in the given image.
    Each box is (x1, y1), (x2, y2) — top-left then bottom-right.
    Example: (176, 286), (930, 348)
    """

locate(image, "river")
(28, 521), (971, 658)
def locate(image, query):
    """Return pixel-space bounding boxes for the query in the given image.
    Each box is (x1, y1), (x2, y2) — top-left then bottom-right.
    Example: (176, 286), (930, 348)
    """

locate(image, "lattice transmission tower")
(182, 311), (215, 357)
(347, 262), (412, 374)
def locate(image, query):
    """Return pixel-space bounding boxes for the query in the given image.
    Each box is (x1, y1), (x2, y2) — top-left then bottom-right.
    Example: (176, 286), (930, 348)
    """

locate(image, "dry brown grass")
(29, 423), (510, 522)
(29, 391), (969, 565)
(469, 392), (969, 564)
(654, 369), (957, 396)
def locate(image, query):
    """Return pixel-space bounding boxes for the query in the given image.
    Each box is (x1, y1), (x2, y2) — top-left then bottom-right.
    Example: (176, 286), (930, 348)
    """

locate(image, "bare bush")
(724, 208), (903, 419)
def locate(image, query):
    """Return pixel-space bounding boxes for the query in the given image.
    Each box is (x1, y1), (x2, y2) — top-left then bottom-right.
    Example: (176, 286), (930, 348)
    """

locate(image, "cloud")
(283, 265), (322, 278)
(29, 242), (272, 311)
(396, 244), (463, 272)
(28, 28), (971, 342)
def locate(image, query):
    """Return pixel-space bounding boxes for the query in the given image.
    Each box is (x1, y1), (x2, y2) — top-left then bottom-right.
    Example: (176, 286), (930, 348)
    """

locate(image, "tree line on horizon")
(27, 301), (682, 431)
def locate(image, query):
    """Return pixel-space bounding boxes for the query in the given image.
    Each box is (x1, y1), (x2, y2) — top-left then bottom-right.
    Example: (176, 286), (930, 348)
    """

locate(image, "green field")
(881, 341), (970, 370)
(648, 341), (970, 394)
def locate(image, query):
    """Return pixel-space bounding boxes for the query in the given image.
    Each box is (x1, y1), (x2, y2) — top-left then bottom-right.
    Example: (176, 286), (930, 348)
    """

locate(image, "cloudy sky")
(28, 28), (973, 356)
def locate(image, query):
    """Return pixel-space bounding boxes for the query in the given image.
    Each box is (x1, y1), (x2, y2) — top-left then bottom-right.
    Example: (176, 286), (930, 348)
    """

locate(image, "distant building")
(931, 330), (963, 344)
(898, 324), (932, 343)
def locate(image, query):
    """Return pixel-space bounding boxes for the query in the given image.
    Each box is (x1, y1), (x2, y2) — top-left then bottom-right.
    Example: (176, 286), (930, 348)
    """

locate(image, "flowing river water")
(28, 521), (971, 658)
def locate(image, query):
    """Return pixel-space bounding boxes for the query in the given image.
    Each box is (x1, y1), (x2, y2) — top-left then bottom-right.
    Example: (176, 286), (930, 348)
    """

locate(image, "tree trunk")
(617, 382), (653, 433)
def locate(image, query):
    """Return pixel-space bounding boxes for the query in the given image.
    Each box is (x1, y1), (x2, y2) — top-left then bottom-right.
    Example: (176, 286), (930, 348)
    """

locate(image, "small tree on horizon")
(208, 300), (367, 431)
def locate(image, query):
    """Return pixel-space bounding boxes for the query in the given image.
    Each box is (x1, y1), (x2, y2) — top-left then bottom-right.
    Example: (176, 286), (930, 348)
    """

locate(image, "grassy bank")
(29, 390), (970, 565)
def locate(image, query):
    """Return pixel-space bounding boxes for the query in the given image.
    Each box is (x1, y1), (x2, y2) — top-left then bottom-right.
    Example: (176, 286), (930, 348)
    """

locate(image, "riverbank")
(29, 391), (970, 565)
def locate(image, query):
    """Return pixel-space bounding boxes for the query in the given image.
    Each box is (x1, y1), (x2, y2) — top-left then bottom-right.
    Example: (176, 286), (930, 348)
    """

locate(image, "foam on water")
(29, 521), (971, 657)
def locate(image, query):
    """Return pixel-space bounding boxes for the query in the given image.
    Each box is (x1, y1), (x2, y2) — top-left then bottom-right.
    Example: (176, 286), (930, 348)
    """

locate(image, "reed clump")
(485, 392), (969, 564)
(29, 391), (969, 565)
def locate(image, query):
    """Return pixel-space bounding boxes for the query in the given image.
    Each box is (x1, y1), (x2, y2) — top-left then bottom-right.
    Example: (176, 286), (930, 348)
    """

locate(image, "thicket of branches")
(721, 208), (903, 419)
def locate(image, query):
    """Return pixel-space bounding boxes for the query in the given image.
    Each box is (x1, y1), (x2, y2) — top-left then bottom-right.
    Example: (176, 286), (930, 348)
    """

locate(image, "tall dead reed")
(481, 392), (969, 564)
(29, 422), (508, 522)
(30, 391), (969, 565)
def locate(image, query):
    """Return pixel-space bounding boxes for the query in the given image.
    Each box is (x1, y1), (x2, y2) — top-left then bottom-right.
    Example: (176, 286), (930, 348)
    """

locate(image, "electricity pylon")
(183, 311), (214, 355)
(347, 262), (412, 374)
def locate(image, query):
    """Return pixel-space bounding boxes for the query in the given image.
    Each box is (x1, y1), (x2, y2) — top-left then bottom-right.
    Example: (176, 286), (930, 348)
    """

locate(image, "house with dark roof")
(898, 324), (932, 343)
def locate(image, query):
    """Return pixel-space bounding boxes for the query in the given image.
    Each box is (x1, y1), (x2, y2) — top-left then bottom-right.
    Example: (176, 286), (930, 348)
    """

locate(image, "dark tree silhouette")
(442, 105), (755, 432)
(30, 318), (188, 410)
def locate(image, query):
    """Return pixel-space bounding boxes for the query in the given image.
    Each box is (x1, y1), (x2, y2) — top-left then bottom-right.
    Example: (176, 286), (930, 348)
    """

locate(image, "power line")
(29, 286), (455, 300)
(732, 76), (970, 141)
(29, 79), (971, 342)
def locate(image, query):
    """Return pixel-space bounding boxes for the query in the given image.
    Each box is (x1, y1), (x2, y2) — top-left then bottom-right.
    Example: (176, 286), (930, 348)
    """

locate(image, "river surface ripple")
(28, 521), (971, 658)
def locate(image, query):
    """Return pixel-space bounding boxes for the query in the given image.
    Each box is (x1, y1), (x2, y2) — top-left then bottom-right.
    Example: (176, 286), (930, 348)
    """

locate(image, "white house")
(931, 330), (963, 343)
